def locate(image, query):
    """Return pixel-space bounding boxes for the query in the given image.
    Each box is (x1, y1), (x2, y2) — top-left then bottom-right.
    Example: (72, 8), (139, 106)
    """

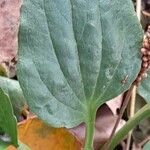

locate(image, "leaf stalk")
(84, 105), (96, 150)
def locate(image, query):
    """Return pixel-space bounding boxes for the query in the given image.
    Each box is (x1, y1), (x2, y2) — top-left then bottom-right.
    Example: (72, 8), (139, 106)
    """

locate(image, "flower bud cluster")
(135, 26), (150, 85)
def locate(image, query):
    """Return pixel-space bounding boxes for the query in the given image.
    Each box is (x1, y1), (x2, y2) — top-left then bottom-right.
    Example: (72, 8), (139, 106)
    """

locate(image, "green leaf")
(18, 0), (143, 148)
(0, 88), (18, 147)
(0, 76), (27, 119)
(143, 141), (150, 150)
(18, 0), (142, 127)
(138, 71), (150, 103)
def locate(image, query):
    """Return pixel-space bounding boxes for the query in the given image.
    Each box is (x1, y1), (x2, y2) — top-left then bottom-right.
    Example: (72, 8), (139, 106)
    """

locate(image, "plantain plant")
(0, 0), (150, 147)
(17, 0), (144, 149)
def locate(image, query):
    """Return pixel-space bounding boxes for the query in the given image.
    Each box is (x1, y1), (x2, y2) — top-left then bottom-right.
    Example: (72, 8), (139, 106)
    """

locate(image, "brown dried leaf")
(106, 94), (123, 115)
(17, 117), (81, 150)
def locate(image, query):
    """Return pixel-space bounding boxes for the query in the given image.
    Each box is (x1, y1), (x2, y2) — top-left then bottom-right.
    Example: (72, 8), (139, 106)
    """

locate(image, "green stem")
(108, 104), (150, 150)
(84, 106), (96, 150)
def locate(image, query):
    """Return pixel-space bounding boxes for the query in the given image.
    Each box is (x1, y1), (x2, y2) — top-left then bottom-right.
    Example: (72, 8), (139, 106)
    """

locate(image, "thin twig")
(102, 84), (135, 150)
(126, 85), (137, 150)
(136, 0), (142, 20)
(126, 135), (132, 150)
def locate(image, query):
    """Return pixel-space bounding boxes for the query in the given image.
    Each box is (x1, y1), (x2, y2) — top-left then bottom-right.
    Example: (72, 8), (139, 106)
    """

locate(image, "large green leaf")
(138, 71), (150, 103)
(0, 76), (27, 119)
(18, 0), (143, 129)
(0, 88), (18, 147)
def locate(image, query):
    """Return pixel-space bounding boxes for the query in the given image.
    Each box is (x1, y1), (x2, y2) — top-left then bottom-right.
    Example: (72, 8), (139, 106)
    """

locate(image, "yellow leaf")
(10, 117), (82, 150)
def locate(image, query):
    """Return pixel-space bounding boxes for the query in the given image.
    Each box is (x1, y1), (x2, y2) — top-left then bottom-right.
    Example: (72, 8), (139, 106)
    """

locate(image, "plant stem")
(84, 106), (96, 150)
(108, 104), (150, 150)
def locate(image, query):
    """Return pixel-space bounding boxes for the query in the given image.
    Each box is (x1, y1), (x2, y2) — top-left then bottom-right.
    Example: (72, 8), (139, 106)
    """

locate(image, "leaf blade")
(0, 88), (18, 147)
(18, 0), (143, 129)
(0, 76), (27, 119)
